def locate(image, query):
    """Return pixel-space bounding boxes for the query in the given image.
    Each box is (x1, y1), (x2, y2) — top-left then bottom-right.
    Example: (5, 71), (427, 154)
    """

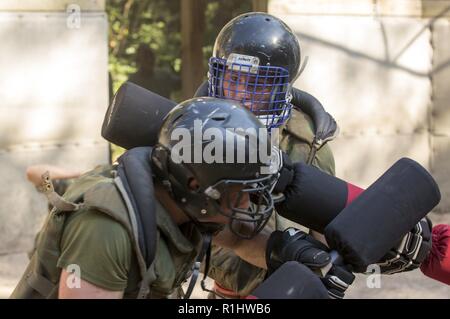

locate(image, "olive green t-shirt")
(56, 209), (140, 292)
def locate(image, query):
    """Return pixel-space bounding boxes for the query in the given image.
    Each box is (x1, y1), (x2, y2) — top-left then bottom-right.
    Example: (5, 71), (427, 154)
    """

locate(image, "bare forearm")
(213, 226), (270, 269)
(234, 229), (269, 269)
(58, 269), (123, 299)
(310, 229), (328, 246)
(26, 165), (85, 187)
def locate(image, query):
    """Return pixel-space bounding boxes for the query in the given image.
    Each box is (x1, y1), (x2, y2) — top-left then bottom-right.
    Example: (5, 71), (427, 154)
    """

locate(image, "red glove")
(420, 224), (450, 285)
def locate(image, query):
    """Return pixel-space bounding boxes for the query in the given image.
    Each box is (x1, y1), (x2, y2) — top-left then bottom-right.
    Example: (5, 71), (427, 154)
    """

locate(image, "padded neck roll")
(324, 158), (441, 271)
(101, 82), (177, 149)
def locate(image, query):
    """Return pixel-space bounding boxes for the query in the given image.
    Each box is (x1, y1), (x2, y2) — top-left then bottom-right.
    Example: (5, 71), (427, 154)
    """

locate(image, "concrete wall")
(0, 0), (105, 12)
(270, 0), (450, 212)
(431, 17), (450, 213)
(0, 1), (109, 255)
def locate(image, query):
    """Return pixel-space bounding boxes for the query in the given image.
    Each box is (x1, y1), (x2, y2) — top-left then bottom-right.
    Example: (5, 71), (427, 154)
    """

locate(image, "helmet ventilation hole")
(211, 113), (228, 121)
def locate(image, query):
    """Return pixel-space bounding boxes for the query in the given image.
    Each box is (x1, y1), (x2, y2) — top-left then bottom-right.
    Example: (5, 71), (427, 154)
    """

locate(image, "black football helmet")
(151, 97), (280, 238)
(208, 12), (301, 130)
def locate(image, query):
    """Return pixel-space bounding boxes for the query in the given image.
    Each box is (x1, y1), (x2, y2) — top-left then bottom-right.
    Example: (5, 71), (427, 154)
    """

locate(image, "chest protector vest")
(10, 147), (199, 299)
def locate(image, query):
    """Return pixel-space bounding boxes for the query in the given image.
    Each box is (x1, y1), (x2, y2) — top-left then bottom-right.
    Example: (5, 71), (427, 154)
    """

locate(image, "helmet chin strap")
(183, 231), (213, 299)
(182, 206), (225, 299)
(178, 198), (225, 299)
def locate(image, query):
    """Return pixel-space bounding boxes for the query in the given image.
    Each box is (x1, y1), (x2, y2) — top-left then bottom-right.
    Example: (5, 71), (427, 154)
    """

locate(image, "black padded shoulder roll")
(324, 158), (441, 271)
(102, 82), (176, 150)
(116, 147), (157, 267)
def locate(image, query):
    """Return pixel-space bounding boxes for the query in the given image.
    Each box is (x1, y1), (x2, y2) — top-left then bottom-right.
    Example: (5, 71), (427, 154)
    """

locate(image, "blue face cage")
(208, 57), (292, 130)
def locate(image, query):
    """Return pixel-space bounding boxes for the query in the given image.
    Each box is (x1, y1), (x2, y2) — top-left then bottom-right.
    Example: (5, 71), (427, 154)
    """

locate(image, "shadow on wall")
(298, 4), (450, 78)
(291, 5), (450, 209)
(0, 13), (109, 255)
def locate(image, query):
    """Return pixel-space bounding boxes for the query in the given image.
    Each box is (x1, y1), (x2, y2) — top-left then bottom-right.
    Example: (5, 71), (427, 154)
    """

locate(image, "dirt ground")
(2, 213), (449, 299)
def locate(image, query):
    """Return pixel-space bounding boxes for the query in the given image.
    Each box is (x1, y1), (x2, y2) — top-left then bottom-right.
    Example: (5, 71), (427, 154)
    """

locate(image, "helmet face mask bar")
(204, 173), (277, 239)
(208, 56), (292, 130)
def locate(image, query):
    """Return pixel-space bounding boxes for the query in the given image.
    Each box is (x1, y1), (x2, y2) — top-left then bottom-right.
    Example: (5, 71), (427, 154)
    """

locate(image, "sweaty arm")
(26, 164), (86, 187)
(57, 209), (132, 299)
(59, 269), (123, 299)
(213, 224), (271, 270)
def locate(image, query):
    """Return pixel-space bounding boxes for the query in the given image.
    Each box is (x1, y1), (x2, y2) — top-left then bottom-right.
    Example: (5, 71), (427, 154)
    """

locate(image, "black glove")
(272, 151), (294, 195)
(266, 228), (355, 299)
(323, 263), (355, 299)
(375, 217), (432, 274)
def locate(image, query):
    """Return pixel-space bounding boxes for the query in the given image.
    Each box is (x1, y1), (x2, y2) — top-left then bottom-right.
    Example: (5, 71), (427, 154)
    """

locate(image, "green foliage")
(106, 0), (252, 95)
(106, 0), (253, 161)
(107, 0), (181, 93)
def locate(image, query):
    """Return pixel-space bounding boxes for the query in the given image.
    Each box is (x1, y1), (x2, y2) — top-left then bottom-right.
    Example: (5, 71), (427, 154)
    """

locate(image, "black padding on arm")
(275, 162), (348, 233)
(324, 158), (441, 271)
(102, 82), (176, 150)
